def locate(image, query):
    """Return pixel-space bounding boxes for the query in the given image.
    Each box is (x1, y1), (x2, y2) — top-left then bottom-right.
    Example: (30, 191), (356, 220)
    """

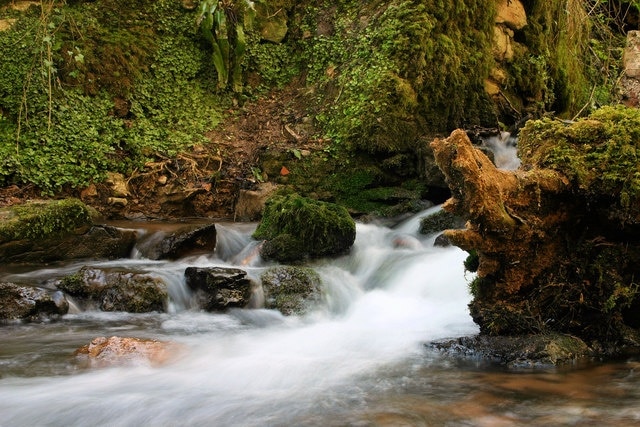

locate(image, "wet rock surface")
(0, 282), (69, 321)
(136, 223), (217, 260)
(429, 333), (592, 369)
(184, 266), (253, 311)
(56, 267), (167, 313)
(260, 266), (323, 315)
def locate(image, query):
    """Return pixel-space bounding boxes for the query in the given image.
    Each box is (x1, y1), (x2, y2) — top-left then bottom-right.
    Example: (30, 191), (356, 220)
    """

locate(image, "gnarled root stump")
(431, 129), (640, 346)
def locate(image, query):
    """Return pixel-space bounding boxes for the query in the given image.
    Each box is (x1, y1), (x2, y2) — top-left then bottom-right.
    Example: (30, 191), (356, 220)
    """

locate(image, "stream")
(1, 208), (640, 426)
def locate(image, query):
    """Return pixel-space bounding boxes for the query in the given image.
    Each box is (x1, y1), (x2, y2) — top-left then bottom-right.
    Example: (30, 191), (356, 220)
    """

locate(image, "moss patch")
(519, 105), (640, 217)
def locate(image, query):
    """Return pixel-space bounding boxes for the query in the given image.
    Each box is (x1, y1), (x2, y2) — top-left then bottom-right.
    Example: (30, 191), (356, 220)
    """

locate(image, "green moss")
(463, 250), (479, 274)
(419, 209), (462, 235)
(0, 0), (224, 193)
(508, 0), (621, 118)
(519, 105), (640, 212)
(0, 198), (92, 243)
(253, 193), (356, 261)
(293, 0), (496, 153)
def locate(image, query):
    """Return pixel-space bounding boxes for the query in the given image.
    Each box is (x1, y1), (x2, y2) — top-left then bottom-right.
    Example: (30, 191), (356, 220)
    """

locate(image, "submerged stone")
(74, 336), (184, 368)
(430, 333), (592, 369)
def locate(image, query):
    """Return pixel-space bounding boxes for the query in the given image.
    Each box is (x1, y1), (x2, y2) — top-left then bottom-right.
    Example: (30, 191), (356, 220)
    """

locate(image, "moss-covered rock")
(57, 267), (167, 313)
(519, 105), (640, 220)
(253, 193), (356, 262)
(431, 109), (640, 351)
(419, 209), (464, 235)
(260, 266), (322, 315)
(0, 198), (136, 263)
(0, 198), (93, 244)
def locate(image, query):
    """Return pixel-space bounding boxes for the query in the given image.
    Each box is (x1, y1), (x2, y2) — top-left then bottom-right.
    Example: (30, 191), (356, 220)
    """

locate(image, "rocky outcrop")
(74, 336), (183, 368)
(253, 193), (356, 263)
(260, 266), (323, 315)
(136, 223), (217, 260)
(0, 282), (69, 321)
(184, 267), (253, 311)
(486, 0), (528, 112)
(57, 267), (168, 313)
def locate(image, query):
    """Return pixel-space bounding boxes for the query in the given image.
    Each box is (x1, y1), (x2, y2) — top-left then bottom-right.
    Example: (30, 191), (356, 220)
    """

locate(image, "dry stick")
(571, 85), (597, 121)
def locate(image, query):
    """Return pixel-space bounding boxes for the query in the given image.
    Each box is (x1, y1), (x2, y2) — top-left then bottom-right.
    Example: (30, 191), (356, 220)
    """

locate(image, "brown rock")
(75, 336), (184, 367)
(495, 0), (527, 30)
(234, 182), (278, 221)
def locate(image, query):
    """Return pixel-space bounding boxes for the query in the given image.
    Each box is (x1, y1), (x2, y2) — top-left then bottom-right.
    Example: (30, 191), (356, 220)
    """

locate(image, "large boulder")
(57, 267), (167, 313)
(252, 193), (356, 263)
(0, 282), (69, 321)
(184, 267), (253, 311)
(0, 199), (136, 263)
(136, 223), (217, 260)
(260, 266), (323, 315)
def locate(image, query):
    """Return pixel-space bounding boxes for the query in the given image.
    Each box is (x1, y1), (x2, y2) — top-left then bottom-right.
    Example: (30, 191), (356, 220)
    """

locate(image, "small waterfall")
(0, 210), (479, 426)
(483, 131), (520, 170)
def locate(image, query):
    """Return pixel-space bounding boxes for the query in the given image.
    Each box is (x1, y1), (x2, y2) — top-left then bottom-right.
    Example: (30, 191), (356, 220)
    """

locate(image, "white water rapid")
(0, 208), (479, 426)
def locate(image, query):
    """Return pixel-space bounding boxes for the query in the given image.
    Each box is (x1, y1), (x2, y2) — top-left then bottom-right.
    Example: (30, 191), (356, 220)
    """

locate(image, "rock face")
(622, 30), (640, 107)
(74, 336), (183, 368)
(57, 267), (167, 313)
(260, 266), (322, 315)
(0, 282), (69, 321)
(431, 107), (640, 350)
(136, 223), (217, 260)
(253, 193), (356, 263)
(184, 267), (253, 311)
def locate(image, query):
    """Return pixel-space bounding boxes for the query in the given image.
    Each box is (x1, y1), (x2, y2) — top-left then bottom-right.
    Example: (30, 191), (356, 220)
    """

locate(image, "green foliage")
(0, 198), (92, 243)
(519, 105), (640, 212)
(245, 40), (299, 90)
(294, 0), (496, 153)
(463, 250), (479, 273)
(196, 0), (259, 92)
(0, 0), (226, 193)
(507, 0), (624, 118)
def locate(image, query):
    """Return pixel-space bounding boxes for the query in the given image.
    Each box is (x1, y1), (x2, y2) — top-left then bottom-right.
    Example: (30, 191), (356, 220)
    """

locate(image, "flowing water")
(1, 208), (640, 426)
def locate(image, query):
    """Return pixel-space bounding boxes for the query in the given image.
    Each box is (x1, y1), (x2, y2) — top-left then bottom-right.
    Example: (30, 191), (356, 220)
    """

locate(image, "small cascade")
(482, 131), (520, 170)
